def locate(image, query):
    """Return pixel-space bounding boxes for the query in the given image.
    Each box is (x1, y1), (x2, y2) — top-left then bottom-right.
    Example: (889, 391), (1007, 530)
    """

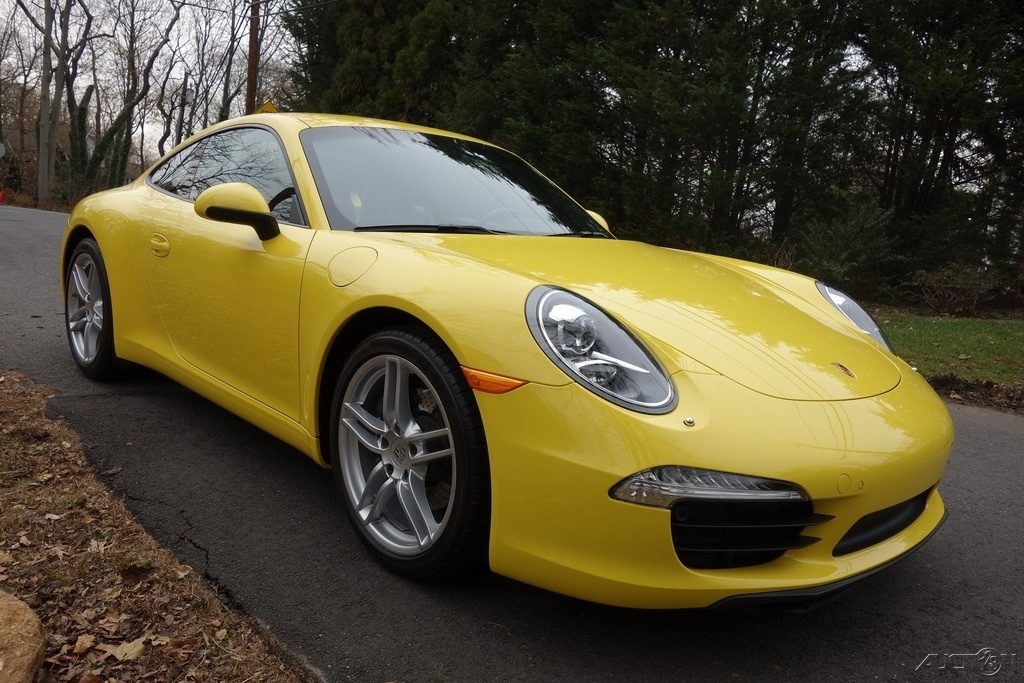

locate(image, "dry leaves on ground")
(928, 374), (1024, 414)
(0, 371), (322, 682)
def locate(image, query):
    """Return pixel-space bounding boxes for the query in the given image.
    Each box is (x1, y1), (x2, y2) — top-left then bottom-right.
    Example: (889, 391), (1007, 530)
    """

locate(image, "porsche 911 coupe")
(60, 113), (953, 608)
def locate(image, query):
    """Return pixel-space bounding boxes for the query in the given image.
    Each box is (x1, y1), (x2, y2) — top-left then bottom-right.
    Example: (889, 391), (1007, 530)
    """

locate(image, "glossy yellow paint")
(61, 113), (953, 608)
(194, 181), (271, 218)
(585, 209), (610, 231)
(480, 366), (950, 607)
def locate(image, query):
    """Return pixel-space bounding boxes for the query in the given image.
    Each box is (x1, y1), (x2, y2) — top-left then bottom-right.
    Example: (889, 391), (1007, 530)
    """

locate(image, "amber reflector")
(461, 367), (526, 394)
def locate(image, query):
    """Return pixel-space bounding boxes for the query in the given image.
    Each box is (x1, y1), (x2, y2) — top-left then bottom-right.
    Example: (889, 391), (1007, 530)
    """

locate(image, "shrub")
(4, 190), (36, 208)
(911, 264), (1002, 315)
(797, 201), (897, 296)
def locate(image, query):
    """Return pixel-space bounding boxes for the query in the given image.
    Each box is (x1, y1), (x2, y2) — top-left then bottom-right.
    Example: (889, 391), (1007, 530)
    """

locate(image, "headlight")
(611, 466), (805, 508)
(816, 282), (892, 350)
(526, 286), (676, 413)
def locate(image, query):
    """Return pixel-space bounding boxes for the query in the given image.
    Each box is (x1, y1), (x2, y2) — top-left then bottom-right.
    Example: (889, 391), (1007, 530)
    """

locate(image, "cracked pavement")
(2, 206), (1023, 680)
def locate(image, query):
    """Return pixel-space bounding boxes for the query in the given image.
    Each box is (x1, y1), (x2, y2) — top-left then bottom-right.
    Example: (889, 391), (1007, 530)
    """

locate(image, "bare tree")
(218, 0), (248, 121)
(4, 0), (295, 204)
(13, 0), (96, 203)
(145, 0), (250, 158)
(255, 0), (292, 107)
(153, 44), (183, 157)
(12, 0), (54, 202)
(7, 14), (42, 174)
(0, 12), (17, 84)
(0, 12), (17, 148)
(69, 0), (182, 189)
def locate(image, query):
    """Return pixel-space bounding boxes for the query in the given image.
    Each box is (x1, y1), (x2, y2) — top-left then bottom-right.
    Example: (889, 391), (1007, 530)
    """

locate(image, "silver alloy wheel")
(66, 252), (104, 364)
(339, 354), (456, 556)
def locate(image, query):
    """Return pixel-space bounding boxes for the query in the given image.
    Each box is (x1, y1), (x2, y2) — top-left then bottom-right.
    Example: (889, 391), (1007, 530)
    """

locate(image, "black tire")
(64, 238), (119, 380)
(329, 326), (490, 579)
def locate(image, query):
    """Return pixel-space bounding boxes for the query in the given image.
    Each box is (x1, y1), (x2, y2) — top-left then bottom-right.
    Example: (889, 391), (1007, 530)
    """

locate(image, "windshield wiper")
(353, 224), (511, 235)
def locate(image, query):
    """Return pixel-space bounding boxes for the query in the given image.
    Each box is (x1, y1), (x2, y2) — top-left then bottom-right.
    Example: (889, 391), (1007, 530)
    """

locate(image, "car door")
(146, 126), (314, 421)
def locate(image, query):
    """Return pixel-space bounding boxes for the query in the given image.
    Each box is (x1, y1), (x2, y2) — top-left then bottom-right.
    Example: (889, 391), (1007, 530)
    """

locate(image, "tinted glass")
(300, 126), (608, 236)
(150, 141), (204, 199)
(191, 127), (304, 224)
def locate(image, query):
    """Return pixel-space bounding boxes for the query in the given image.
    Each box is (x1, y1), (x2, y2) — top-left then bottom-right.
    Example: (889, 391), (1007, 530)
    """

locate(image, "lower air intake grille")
(833, 488), (931, 557)
(671, 498), (832, 569)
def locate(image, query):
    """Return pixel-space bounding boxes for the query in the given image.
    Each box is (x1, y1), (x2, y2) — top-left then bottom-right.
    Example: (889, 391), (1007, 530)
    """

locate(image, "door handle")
(150, 233), (170, 258)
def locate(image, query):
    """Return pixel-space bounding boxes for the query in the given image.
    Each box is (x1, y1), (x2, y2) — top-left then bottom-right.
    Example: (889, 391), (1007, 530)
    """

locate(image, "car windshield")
(300, 126), (610, 237)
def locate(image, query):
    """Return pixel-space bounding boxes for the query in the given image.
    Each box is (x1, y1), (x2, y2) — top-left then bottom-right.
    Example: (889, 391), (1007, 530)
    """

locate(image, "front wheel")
(64, 238), (119, 380)
(329, 327), (490, 579)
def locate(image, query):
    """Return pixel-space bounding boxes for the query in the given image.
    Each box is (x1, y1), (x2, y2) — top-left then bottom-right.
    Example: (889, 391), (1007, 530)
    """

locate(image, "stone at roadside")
(0, 591), (45, 683)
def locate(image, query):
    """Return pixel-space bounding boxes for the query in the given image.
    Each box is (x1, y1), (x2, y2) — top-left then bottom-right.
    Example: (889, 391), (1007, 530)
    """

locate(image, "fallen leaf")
(73, 633), (96, 654)
(18, 535), (32, 546)
(38, 473), (53, 482)
(97, 611), (122, 634)
(957, 354), (972, 360)
(44, 513), (61, 521)
(88, 539), (108, 554)
(99, 586), (123, 601)
(111, 636), (146, 661)
(209, 619), (222, 628)
(149, 635), (170, 646)
(60, 440), (71, 448)
(214, 629), (227, 640)
(94, 643), (117, 659)
(949, 392), (963, 400)
(0, 551), (14, 564)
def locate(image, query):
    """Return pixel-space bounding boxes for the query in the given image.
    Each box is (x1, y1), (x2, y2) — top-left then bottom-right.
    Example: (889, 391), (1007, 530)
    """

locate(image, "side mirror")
(586, 209), (611, 233)
(195, 182), (280, 241)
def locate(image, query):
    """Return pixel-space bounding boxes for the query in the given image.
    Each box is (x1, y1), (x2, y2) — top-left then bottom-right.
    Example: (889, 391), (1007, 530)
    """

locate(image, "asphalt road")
(1, 205), (1022, 680)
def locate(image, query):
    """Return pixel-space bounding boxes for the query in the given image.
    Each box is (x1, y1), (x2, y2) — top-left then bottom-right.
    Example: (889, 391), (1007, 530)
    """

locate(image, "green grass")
(872, 308), (1024, 387)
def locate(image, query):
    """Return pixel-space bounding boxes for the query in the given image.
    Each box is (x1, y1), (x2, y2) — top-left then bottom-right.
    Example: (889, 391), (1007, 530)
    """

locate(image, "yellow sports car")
(60, 113), (953, 609)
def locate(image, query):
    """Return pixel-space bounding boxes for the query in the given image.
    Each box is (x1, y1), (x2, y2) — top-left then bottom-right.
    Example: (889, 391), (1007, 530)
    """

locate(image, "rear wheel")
(64, 238), (119, 380)
(329, 327), (490, 579)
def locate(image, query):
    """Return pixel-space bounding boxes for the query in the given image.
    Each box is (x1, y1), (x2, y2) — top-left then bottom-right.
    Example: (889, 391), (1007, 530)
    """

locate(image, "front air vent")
(833, 488), (931, 556)
(671, 498), (832, 569)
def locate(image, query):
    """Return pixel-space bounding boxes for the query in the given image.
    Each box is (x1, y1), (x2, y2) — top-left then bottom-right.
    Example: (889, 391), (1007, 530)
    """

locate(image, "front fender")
(297, 230), (573, 437)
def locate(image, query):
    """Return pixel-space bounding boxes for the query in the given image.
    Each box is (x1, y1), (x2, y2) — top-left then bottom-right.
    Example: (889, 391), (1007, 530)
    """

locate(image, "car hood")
(419, 235), (902, 401)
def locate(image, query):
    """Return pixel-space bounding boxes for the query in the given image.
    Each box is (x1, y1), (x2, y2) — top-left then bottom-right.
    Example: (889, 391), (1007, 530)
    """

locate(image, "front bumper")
(475, 365), (953, 608)
(711, 508), (947, 612)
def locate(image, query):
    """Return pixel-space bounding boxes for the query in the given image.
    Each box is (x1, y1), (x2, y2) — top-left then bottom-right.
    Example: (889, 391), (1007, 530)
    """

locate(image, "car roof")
(267, 112), (496, 147)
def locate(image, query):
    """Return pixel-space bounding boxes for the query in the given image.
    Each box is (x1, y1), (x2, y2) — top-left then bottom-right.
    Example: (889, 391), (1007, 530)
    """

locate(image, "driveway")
(1, 205), (1021, 680)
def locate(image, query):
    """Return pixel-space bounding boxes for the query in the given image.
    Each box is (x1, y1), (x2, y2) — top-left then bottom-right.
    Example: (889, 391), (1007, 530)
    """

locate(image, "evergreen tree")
(282, 0), (1024, 299)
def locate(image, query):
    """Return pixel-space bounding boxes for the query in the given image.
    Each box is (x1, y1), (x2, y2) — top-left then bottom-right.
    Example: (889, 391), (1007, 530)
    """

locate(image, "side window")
(191, 128), (304, 225)
(150, 141), (204, 199)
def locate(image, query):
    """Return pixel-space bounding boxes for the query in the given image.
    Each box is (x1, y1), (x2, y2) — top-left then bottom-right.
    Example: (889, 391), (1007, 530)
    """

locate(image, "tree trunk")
(36, 0), (54, 204)
(245, 0), (258, 113)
